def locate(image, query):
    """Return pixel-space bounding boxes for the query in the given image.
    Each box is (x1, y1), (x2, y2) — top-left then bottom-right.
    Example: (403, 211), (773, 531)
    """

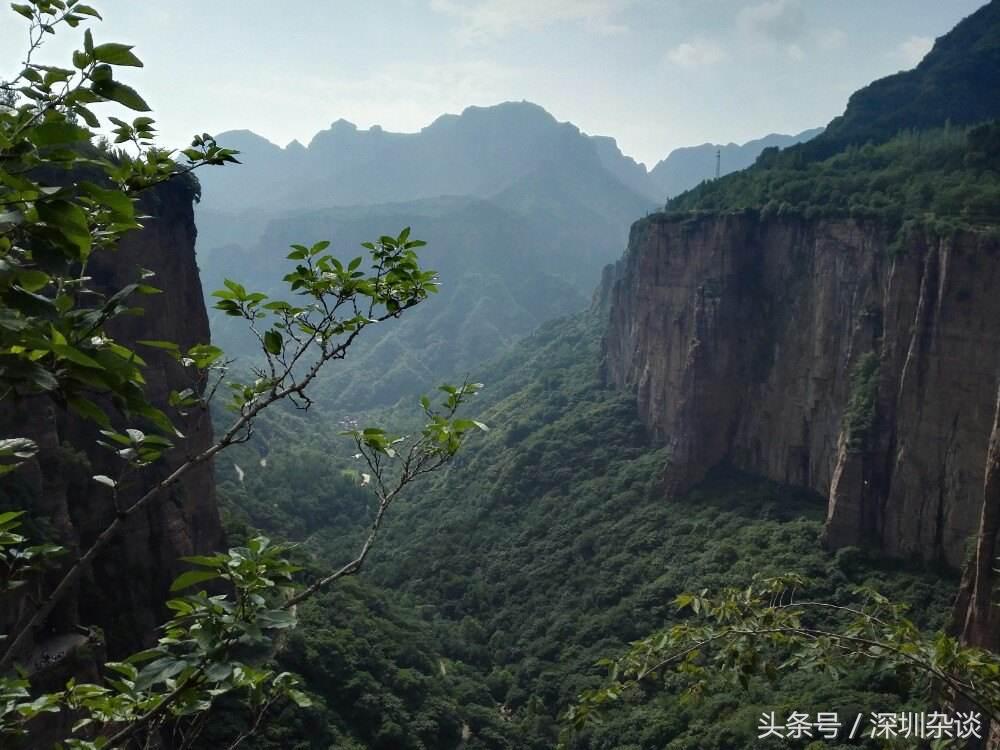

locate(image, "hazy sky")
(0, 0), (987, 166)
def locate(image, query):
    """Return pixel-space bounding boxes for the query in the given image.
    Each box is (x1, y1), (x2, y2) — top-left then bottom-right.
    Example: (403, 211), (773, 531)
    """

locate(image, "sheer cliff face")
(956, 387), (1000, 651)
(1, 181), (223, 659)
(601, 213), (1000, 568)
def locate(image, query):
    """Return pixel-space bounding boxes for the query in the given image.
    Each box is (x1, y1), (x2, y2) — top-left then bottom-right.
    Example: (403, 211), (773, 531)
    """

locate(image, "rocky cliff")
(601, 212), (1000, 568)
(956, 385), (1000, 649)
(0, 179), (223, 665)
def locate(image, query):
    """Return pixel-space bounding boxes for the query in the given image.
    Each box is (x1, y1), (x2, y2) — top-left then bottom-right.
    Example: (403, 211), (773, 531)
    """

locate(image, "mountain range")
(195, 102), (818, 409)
(196, 102), (819, 214)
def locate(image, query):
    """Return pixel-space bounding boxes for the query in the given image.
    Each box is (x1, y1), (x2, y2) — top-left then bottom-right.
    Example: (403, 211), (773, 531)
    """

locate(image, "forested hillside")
(214, 309), (957, 749)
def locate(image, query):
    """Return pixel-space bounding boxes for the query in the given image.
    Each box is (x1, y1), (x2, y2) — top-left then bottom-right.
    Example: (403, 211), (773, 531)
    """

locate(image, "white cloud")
(430, 0), (633, 42)
(894, 35), (933, 68)
(667, 39), (727, 69)
(738, 0), (805, 44)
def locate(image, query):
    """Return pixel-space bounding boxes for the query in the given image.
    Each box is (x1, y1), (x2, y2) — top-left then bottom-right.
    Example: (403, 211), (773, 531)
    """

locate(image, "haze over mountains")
(195, 101), (817, 409)
(197, 101), (819, 214)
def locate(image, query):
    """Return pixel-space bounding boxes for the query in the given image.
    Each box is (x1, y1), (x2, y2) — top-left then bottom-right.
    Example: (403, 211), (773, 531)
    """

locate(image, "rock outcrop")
(0, 179), (223, 663)
(601, 212), (1000, 568)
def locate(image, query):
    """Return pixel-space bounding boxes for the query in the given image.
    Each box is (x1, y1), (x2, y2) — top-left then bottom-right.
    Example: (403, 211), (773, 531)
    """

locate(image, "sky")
(0, 0), (988, 167)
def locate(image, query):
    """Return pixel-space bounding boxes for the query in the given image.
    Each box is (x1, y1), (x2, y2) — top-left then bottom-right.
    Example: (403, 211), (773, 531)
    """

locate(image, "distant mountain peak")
(329, 118), (358, 132)
(213, 128), (281, 151)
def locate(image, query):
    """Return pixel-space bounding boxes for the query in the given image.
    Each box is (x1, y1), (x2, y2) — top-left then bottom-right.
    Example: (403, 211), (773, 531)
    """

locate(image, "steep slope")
(588, 134), (657, 199)
(0, 179), (223, 662)
(610, 0), (1000, 574)
(794, 0), (1000, 161)
(601, 212), (1000, 568)
(956, 386), (1000, 652)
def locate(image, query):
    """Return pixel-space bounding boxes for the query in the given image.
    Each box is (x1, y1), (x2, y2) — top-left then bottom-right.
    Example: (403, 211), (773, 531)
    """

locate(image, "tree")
(562, 575), (1000, 748)
(0, 2), (484, 746)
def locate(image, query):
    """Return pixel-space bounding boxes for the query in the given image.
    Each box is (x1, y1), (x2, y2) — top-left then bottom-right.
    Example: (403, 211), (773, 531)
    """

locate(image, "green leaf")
(79, 181), (135, 220)
(36, 200), (91, 256)
(0, 510), (26, 527)
(136, 339), (180, 352)
(73, 103), (100, 128)
(91, 43), (142, 67)
(91, 79), (150, 111)
(51, 344), (103, 369)
(184, 343), (223, 369)
(204, 662), (233, 682)
(15, 269), (49, 293)
(257, 609), (297, 629)
(169, 569), (219, 592)
(264, 330), (282, 355)
(74, 5), (101, 19)
(179, 554), (225, 567)
(92, 474), (116, 488)
(28, 120), (92, 147)
(67, 396), (110, 427)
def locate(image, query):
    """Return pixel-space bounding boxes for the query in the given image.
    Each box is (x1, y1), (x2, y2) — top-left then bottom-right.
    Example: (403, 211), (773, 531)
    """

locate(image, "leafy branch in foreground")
(1, 0), (237, 419)
(0, 381), (485, 749)
(0, 1), (485, 747)
(285, 380), (487, 608)
(562, 574), (1000, 745)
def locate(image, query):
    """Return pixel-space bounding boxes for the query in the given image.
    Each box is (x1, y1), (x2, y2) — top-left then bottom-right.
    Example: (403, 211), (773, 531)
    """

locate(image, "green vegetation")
(202, 198), (589, 411)
(194, 574), (522, 750)
(797, 0), (1000, 161)
(569, 573), (1000, 748)
(198, 2), (1000, 746)
(665, 123), (1000, 234)
(218, 309), (965, 749)
(844, 352), (880, 451)
(0, 2), (483, 747)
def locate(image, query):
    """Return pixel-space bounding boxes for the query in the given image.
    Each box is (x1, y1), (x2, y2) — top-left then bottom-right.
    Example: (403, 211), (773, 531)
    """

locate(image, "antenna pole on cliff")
(715, 149), (721, 179)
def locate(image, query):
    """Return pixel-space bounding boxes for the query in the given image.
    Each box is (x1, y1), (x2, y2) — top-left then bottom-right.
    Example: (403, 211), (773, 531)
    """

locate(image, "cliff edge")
(0, 179), (223, 664)
(601, 212), (1000, 568)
